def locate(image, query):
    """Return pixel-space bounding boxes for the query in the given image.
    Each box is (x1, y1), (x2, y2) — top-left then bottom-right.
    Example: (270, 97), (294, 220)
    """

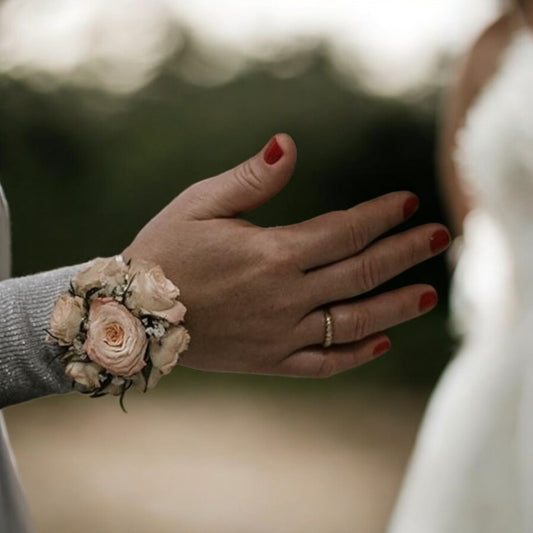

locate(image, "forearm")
(0, 262), (90, 408)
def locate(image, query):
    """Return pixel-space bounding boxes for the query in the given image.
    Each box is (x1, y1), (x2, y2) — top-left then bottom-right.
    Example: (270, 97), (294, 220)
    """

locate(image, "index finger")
(277, 191), (419, 271)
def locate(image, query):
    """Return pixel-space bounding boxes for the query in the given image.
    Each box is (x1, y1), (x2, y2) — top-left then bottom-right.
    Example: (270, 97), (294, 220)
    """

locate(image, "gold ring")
(323, 308), (334, 348)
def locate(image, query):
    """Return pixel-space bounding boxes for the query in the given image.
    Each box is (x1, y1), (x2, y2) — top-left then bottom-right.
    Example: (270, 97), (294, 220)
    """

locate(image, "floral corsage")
(45, 256), (190, 410)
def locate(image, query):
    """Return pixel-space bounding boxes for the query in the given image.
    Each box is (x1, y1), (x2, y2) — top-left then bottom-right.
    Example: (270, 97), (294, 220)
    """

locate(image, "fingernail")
(403, 196), (419, 220)
(373, 339), (391, 357)
(419, 291), (438, 312)
(430, 229), (451, 254)
(263, 136), (283, 165)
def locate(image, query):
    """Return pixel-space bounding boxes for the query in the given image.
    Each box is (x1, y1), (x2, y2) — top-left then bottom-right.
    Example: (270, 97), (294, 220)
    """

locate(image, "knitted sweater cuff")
(0, 262), (92, 408)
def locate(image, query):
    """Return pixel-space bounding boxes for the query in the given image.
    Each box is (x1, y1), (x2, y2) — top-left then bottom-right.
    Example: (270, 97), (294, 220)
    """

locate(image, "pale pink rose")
(72, 256), (128, 297)
(47, 294), (85, 345)
(149, 325), (190, 375)
(83, 298), (147, 376)
(125, 259), (186, 324)
(65, 361), (102, 389)
(157, 301), (187, 324)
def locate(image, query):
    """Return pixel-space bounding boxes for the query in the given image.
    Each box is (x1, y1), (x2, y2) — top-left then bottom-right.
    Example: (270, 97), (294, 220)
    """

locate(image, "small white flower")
(72, 337), (85, 355)
(145, 320), (167, 339)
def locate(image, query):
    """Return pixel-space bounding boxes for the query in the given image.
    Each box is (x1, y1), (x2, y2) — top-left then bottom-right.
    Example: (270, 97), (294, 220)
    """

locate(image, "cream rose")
(65, 361), (102, 389)
(83, 297), (148, 376)
(47, 294), (85, 345)
(125, 259), (186, 324)
(149, 325), (190, 375)
(72, 256), (128, 297)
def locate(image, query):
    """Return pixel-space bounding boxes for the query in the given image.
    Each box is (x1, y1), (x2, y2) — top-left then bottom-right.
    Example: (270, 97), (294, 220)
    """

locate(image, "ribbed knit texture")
(0, 262), (91, 408)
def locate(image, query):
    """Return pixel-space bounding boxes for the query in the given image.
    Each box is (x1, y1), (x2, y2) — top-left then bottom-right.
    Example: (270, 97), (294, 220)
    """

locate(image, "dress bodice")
(457, 28), (533, 303)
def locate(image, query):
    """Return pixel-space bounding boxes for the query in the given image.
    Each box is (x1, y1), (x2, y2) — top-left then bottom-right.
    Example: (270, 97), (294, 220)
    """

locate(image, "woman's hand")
(122, 134), (450, 378)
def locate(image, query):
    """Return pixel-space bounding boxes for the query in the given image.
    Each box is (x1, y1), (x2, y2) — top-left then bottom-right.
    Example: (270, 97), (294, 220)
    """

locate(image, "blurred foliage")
(0, 46), (455, 388)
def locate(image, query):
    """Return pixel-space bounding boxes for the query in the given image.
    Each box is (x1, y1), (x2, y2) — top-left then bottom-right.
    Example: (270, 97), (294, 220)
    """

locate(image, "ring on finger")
(323, 307), (334, 348)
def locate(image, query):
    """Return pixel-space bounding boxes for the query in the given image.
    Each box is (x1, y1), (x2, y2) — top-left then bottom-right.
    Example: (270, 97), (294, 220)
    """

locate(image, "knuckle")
(263, 230), (297, 271)
(404, 238), (421, 267)
(350, 306), (374, 341)
(342, 211), (368, 254)
(355, 255), (381, 293)
(235, 160), (264, 194)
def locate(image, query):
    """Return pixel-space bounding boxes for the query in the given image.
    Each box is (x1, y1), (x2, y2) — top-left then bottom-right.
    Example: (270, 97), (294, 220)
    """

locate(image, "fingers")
(274, 333), (391, 378)
(278, 191), (420, 271)
(174, 133), (297, 220)
(295, 284), (438, 347)
(306, 223), (450, 305)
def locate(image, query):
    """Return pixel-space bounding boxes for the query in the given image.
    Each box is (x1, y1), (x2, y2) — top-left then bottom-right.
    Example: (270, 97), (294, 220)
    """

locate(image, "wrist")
(45, 256), (190, 410)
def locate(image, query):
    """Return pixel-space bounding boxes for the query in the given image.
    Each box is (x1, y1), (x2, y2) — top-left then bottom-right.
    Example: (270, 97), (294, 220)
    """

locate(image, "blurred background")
(0, 0), (503, 531)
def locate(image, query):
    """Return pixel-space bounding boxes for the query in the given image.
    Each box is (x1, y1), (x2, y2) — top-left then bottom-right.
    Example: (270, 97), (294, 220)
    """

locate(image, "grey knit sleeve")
(0, 262), (91, 408)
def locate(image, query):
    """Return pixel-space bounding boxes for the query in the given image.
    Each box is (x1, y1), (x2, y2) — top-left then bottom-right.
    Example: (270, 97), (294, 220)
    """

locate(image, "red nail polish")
(263, 137), (283, 165)
(373, 339), (391, 357)
(419, 291), (438, 312)
(403, 196), (419, 220)
(430, 229), (451, 254)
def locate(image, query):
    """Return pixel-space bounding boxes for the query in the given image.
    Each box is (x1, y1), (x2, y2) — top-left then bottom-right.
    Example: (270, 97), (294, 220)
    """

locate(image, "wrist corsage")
(45, 255), (190, 410)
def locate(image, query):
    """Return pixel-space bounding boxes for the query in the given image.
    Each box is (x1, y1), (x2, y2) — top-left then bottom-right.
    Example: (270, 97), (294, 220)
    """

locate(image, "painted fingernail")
(403, 196), (420, 220)
(430, 229), (451, 254)
(419, 291), (438, 312)
(373, 339), (391, 357)
(263, 136), (283, 165)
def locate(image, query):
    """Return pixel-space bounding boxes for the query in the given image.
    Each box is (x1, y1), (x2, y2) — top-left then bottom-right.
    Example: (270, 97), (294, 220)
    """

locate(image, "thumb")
(179, 134), (297, 220)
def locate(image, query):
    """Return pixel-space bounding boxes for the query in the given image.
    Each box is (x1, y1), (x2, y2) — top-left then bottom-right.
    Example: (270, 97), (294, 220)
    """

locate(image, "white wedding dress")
(389, 25), (533, 533)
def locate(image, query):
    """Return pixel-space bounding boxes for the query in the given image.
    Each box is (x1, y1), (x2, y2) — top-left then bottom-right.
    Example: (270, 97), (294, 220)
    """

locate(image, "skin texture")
(123, 134), (449, 378)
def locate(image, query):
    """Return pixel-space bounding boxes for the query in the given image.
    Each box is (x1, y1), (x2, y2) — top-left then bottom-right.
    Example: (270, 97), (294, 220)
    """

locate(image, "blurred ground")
(4, 384), (428, 533)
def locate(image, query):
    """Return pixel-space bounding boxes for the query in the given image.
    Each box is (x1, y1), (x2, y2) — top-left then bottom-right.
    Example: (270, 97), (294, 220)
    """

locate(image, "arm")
(0, 263), (90, 407)
(438, 13), (515, 237)
(2, 133), (451, 407)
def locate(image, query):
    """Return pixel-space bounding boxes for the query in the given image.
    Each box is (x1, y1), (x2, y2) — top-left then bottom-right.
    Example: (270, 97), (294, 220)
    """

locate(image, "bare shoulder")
(461, 12), (518, 100)
(444, 12), (518, 139)
(438, 12), (519, 235)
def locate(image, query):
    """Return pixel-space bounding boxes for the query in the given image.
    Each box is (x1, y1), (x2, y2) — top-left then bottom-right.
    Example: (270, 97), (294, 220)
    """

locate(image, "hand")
(122, 134), (450, 378)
